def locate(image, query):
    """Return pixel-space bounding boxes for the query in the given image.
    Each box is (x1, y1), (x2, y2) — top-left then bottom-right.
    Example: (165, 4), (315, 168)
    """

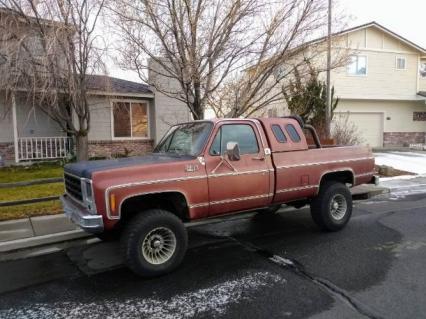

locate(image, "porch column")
(11, 92), (19, 163)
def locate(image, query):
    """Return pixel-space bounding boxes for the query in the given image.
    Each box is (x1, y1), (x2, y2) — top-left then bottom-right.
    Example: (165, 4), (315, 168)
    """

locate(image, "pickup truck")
(61, 116), (377, 277)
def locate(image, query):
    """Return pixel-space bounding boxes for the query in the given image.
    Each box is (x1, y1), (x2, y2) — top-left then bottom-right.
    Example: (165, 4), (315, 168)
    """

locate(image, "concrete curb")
(0, 229), (91, 253)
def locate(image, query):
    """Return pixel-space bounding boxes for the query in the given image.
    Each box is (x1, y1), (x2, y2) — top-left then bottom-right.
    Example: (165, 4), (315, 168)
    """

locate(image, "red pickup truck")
(61, 116), (377, 276)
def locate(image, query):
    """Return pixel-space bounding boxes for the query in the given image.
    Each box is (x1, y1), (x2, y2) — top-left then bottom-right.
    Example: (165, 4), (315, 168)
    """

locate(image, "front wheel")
(121, 209), (188, 277)
(310, 182), (352, 231)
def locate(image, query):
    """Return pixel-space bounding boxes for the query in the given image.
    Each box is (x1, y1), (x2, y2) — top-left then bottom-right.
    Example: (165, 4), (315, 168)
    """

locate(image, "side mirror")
(226, 142), (240, 161)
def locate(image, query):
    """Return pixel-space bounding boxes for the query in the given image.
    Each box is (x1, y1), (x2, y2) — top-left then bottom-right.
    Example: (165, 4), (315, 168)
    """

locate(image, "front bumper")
(61, 195), (104, 233)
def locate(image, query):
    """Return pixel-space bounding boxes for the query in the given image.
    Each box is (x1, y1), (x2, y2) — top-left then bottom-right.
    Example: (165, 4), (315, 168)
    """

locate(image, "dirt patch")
(375, 165), (415, 177)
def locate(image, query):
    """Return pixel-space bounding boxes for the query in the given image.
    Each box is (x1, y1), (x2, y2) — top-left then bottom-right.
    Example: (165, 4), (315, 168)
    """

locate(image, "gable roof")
(329, 21), (426, 54)
(86, 75), (153, 97)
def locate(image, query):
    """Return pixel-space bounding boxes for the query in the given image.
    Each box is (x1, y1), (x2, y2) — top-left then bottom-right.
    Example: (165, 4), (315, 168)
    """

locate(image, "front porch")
(0, 93), (73, 165)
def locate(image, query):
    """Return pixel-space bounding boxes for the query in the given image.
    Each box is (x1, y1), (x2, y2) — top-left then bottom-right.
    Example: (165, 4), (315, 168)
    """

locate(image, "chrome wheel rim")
(142, 227), (176, 265)
(329, 194), (347, 220)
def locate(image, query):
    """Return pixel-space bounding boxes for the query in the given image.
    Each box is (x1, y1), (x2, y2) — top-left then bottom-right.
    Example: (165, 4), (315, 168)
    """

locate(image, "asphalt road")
(1, 190), (426, 319)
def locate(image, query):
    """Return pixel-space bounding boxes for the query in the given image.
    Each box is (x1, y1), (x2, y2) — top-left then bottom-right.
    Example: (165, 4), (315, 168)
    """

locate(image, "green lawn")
(0, 183), (64, 202)
(0, 162), (64, 184)
(0, 200), (63, 221)
(0, 163), (65, 220)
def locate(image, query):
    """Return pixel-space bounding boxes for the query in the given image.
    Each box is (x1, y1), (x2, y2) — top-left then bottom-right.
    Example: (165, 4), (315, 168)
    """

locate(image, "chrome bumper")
(61, 195), (104, 233)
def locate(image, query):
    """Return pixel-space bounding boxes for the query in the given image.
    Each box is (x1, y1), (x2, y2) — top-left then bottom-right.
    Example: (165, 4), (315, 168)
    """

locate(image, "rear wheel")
(121, 209), (188, 277)
(310, 182), (352, 231)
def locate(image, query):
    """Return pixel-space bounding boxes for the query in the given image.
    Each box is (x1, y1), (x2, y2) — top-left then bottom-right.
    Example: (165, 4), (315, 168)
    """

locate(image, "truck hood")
(64, 153), (194, 179)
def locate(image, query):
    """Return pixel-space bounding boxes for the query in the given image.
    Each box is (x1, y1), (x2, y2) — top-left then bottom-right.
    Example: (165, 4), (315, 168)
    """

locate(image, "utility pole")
(325, 0), (332, 139)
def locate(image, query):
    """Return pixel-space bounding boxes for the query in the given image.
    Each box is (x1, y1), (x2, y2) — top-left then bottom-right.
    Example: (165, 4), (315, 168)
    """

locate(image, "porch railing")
(18, 137), (73, 161)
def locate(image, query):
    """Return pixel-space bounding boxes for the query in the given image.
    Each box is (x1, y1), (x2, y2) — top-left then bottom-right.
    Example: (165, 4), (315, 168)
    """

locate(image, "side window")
(271, 125), (287, 143)
(209, 124), (259, 155)
(210, 129), (222, 155)
(285, 124), (301, 142)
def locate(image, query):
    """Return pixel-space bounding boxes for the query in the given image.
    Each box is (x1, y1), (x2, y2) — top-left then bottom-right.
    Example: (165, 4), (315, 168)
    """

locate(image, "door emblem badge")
(185, 164), (199, 172)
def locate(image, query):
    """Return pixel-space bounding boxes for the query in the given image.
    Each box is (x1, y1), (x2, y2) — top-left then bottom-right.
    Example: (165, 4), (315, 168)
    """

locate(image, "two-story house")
(267, 22), (426, 148)
(0, 9), (190, 164)
(331, 22), (426, 147)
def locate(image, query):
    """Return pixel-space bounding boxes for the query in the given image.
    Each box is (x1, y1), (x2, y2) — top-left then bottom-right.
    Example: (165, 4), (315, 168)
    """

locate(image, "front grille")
(64, 173), (83, 201)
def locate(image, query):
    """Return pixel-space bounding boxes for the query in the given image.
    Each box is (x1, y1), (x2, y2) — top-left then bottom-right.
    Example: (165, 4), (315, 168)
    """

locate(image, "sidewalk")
(0, 214), (90, 253)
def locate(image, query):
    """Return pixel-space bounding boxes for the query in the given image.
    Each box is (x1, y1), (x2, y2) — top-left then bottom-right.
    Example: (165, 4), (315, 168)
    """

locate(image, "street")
(1, 190), (426, 319)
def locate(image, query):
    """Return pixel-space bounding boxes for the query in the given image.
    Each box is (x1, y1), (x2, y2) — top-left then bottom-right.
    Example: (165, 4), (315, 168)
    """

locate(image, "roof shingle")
(86, 75), (152, 95)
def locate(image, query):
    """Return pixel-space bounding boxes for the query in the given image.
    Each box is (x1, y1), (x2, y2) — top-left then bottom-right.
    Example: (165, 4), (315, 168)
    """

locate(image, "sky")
(109, 0), (426, 83)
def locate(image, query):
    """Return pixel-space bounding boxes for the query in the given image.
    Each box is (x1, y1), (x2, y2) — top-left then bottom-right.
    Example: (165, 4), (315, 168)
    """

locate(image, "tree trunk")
(76, 133), (89, 161)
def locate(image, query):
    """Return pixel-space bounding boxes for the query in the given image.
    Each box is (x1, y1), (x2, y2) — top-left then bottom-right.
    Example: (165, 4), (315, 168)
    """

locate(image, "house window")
(112, 101), (149, 138)
(347, 55), (367, 76)
(396, 56), (406, 70)
(420, 62), (426, 78)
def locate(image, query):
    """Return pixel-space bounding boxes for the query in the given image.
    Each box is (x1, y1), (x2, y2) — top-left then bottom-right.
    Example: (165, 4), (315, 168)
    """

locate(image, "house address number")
(413, 112), (426, 121)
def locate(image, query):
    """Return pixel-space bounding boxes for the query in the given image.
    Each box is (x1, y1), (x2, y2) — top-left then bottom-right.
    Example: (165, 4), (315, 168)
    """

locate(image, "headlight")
(83, 180), (96, 213)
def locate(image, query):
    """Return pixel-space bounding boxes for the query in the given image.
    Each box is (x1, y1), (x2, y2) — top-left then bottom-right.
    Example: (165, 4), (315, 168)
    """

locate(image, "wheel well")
(320, 171), (354, 188)
(120, 192), (190, 225)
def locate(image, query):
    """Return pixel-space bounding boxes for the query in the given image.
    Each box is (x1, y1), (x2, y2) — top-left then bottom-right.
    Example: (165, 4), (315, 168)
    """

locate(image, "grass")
(0, 181), (65, 221)
(0, 200), (62, 221)
(0, 161), (64, 184)
(0, 183), (64, 202)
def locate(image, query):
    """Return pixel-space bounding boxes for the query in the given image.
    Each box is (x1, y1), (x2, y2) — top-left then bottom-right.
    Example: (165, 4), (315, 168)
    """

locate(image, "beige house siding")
(332, 26), (420, 100)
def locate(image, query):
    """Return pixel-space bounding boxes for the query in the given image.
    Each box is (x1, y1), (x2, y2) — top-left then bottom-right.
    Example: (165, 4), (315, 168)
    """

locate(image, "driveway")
(374, 151), (426, 174)
(1, 189), (426, 318)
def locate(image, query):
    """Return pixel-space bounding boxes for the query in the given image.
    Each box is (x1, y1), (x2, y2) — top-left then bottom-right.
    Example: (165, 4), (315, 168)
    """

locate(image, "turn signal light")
(110, 194), (116, 213)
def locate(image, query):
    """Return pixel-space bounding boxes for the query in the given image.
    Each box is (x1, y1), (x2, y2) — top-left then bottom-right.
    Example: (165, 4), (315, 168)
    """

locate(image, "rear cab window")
(285, 124), (301, 142)
(271, 125), (287, 143)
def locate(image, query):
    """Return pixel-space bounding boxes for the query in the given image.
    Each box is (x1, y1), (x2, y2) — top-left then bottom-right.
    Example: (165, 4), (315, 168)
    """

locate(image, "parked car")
(61, 116), (378, 277)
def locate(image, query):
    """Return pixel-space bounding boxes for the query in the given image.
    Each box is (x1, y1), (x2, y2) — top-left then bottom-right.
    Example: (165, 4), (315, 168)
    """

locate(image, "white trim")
(11, 93), (19, 163)
(110, 99), (151, 140)
(276, 185), (318, 194)
(395, 56), (407, 70)
(275, 157), (374, 170)
(89, 90), (154, 98)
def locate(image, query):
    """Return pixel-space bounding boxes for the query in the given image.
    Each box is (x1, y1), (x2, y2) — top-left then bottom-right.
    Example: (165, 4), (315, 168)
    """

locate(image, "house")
(267, 22), (426, 147)
(0, 73), (190, 164)
(0, 10), (190, 164)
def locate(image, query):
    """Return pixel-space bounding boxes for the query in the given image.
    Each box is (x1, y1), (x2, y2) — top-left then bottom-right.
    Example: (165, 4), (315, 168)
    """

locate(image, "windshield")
(154, 122), (213, 156)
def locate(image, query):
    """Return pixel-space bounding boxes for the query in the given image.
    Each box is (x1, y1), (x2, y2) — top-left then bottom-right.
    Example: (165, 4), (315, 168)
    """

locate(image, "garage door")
(334, 112), (383, 147)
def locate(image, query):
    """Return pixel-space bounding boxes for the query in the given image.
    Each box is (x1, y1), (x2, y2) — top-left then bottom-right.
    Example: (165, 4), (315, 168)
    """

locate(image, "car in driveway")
(61, 116), (377, 276)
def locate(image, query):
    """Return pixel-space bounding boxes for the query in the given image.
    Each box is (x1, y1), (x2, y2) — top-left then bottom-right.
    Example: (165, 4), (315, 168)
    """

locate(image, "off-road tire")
(310, 182), (352, 232)
(121, 209), (188, 277)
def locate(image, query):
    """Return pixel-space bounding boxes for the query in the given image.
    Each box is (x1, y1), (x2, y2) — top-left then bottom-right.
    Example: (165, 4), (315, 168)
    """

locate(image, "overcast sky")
(109, 0), (426, 83)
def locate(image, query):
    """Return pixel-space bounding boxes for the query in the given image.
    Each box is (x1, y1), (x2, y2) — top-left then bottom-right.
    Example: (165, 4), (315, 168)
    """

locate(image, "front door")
(204, 122), (272, 216)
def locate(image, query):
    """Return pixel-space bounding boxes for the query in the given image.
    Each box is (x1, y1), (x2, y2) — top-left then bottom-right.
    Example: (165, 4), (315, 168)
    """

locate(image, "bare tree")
(0, 0), (106, 161)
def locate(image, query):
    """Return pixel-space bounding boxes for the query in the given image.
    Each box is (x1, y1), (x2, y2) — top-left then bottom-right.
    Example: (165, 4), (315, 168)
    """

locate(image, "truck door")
(204, 121), (273, 216)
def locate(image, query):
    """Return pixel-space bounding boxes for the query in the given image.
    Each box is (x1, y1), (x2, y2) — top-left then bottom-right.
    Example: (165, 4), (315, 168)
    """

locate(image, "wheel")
(310, 181), (352, 232)
(257, 204), (281, 215)
(121, 209), (188, 277)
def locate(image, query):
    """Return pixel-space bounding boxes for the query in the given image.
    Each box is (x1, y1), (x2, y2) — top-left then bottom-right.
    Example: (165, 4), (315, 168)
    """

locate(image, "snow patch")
(374, 152), (426, 174)
(0, 272), (285, 319)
